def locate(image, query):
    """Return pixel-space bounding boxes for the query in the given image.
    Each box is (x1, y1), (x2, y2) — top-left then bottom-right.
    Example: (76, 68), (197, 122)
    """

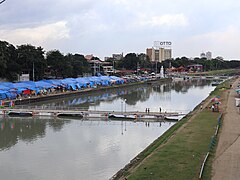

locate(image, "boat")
(164, 115), (184, 121)
(57, 113), (83, 118)
(8, 111), (33, 117)
(211, 81), (222, 86)
(108, 114), (136, 120)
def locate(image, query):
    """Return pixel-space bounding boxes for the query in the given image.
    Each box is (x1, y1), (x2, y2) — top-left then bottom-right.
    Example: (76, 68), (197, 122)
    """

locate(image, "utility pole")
(93, 61), (96, 76)
(137, 62), (139, 75)
(33, 61), (35, 81)
(155, 60), (157, 74)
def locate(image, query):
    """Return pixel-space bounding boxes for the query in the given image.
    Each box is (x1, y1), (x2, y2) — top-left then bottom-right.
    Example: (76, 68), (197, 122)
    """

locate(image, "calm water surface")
(0, 80), (214, 180)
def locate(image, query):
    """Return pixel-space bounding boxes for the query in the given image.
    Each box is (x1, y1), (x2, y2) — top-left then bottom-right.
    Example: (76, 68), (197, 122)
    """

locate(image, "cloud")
(136, 14), (189, 27)
(184, 26), (240, 59)
(192, 26), (240, 44)
(0, 0), (240, 59)
(0, 21), (70, 46)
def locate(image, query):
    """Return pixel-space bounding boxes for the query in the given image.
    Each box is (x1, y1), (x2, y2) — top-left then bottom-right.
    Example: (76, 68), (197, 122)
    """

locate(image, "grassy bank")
(115, 80), (232, 180)
(189, 69), (240, 76)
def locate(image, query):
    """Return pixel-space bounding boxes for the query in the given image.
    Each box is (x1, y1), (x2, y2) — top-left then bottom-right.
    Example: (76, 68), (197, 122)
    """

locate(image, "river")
(0, 79), (214, 180)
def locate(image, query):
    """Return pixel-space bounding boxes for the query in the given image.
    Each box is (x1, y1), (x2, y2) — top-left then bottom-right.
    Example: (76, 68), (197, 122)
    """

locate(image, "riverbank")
(7, 78), (171, 106)
(212, 77), (240, 179)
(189, 69), (240, 76)
(112, 77), (237, 179)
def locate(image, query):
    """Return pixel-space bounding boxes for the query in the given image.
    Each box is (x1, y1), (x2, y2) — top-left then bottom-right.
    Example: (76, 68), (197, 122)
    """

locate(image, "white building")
(200, 51), (212, 60)
(206, 51), (212, 60)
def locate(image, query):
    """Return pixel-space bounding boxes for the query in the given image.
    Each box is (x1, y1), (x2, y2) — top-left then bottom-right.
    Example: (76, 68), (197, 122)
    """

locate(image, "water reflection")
(0, 80), (215, 180)
(0, 118), (174, 180)
(30, 79), (212, 113)
(0, 117), (70, 151)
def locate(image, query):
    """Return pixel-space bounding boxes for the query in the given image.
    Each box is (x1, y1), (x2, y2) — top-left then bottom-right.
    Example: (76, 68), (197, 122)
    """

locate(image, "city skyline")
(0, 0), (240, 60)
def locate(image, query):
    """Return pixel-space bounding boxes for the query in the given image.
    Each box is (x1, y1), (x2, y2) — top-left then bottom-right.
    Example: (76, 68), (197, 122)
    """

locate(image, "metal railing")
(199, 113), (222, 179)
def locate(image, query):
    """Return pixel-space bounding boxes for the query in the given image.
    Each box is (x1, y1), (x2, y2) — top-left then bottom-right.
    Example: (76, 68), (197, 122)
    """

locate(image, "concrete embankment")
(7, 78), (171, 105)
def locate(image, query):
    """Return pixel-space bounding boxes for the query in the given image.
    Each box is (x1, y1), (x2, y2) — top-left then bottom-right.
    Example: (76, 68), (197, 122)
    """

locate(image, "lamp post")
(121, 120), (123, 135)
(19, 98), (22, 107)
(124, 99), (127, 112)
(28, 96), (31, 108)
(155, 60), (157, 74)
(121, 101), (123, 114)
(113, 60), (115, 74)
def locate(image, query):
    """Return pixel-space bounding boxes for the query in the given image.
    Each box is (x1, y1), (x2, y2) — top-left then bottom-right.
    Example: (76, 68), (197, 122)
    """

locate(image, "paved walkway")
(212, 78), (240, 180)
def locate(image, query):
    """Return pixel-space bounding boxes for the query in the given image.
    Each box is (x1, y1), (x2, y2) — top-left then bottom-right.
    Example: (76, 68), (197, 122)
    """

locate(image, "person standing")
(211, 105), (215, 112)
(159, 107), (162, 113)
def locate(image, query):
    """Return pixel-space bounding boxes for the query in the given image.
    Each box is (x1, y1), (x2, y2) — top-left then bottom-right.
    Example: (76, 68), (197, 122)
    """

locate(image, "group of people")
(145, 108), (150, 114)
(0, 100), (14, 108)
(145, 107), (162, 114)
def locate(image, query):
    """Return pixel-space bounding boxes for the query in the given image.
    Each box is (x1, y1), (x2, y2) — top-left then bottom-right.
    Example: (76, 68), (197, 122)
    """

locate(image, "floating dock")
(0, 108), (185, 121)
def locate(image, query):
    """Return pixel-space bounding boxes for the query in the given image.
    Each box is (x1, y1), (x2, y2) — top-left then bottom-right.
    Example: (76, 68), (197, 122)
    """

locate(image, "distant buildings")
(85, 54), (94, 61)
(200, 51), (212, 60)
(187, 64), (203, 72)
(146, 41), (172, 63)
(112, 53), (123, 61)
(206, 51), (212, 60)
(146, 47), (172, 62)
(105, 53), (124, 61)
(200, 52), (206, 58)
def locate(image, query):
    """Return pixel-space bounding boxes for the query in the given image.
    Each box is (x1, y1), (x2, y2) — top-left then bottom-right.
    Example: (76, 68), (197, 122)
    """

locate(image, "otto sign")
(154, 41), (172, 47)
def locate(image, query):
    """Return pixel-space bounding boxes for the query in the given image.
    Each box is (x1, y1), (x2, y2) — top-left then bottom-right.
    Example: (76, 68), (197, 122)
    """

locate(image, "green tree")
(46, 50), (66, 78)
(16, 44), (45, 81)
(0, 41), (11, 78)
(138, 53), (151, 69)
(65, 53), (91, 77)
(122, 53), (139, 70)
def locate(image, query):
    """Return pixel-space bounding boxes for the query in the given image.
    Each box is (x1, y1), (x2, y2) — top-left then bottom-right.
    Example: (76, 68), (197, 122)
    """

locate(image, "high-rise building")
(164, 49), (172, 60)
(200, 51), (212, 60)
(200, 52), (206, 58)
(112, 53), (123, 60)
(206, 51), (212, 60)
(146, 47), (172, 62)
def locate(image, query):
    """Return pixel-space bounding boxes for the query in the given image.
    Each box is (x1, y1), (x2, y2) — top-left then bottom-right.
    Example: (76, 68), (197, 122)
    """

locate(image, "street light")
(121, 101), (123, 114)
(124, 99), (127, 112)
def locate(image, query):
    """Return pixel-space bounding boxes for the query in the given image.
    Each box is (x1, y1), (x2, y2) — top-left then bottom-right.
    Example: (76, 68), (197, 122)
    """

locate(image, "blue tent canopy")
(0, 90), (8, 100)
(0, 75), (125, 100)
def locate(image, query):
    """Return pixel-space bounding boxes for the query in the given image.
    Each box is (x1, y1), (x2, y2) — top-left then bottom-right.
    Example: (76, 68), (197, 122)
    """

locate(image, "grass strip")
(189, 69), (240, 76)
(120, 81), (232, 180)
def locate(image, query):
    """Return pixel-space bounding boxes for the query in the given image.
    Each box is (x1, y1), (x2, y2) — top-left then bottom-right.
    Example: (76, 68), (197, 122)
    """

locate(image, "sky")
(0, 0), (240, 60)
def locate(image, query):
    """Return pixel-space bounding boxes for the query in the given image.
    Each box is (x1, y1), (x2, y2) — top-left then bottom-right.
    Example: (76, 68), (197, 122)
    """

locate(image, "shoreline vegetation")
(111, 76), (237, 180)
(188, 69), (240, 76)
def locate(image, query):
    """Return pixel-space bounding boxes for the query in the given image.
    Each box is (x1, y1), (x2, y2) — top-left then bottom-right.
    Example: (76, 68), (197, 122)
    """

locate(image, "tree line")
(0, 40), (91, 81)
(108, 53), (240, 73)
(1, 40), (240, 81)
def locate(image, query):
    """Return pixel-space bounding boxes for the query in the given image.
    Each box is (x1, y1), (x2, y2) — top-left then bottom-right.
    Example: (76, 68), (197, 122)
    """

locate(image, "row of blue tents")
(0, 76), (125, 100)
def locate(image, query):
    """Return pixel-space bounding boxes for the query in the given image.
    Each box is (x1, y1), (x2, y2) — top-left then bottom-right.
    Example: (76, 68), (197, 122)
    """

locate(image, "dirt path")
(212, 78), (240, 180)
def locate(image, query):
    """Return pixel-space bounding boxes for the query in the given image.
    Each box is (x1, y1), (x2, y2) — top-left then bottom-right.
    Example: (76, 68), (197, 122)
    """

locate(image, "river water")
(0, 79), (214, 180)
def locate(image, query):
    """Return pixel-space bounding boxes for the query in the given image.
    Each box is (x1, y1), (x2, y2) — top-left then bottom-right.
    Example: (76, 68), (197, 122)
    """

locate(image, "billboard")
(154, 41), (172, 48)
